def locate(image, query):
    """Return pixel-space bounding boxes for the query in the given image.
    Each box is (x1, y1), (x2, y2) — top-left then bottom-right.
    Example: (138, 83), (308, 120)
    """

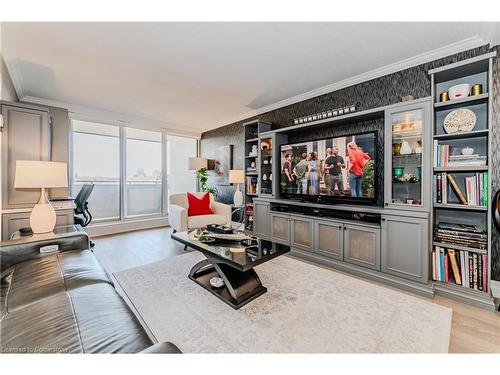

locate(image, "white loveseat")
(168, 192), (232, 232)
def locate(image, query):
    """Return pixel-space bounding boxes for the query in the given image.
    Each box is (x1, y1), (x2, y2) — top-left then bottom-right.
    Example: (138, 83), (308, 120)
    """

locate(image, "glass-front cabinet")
(259, 135), (274, 196)
(384, 99), (431, 210)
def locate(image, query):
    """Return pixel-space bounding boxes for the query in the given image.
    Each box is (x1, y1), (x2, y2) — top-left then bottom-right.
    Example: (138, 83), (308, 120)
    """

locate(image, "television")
(280, 131), (378, 205)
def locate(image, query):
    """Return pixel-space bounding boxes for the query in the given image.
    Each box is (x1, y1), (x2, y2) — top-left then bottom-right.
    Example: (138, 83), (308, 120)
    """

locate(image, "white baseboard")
(85, 216), (169, 238)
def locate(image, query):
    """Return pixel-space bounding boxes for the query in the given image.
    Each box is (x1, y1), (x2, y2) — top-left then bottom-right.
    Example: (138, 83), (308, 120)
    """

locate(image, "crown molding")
(4, 59), (26, 99)
(20, 95), (202, 138)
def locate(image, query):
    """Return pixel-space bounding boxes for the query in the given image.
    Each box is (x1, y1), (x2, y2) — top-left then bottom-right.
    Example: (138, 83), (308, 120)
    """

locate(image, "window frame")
(70, 120), (169, 223)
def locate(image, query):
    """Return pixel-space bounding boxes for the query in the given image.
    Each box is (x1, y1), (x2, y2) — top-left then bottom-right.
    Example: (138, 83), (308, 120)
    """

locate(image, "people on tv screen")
(280, 134), (375, 199)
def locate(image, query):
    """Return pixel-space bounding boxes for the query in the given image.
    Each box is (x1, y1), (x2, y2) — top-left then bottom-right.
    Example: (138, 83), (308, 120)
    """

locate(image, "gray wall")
(201, 122), (244, 204)
(201, 45), (500, 282)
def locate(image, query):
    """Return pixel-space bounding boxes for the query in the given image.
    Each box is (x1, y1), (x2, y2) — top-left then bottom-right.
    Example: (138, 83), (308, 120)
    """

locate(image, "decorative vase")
(393, 167), (404, 178)
(393, 143), (401, 155)
(471, 84), (483, 96)
(399, 140), (412, 155)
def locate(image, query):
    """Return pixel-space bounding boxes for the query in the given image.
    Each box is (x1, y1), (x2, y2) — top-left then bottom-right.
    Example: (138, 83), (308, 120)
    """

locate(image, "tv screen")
(280, 131), (377, 202)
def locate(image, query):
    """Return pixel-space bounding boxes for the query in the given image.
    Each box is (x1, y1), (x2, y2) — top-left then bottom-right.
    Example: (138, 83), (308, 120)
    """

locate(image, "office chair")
(74, 184), (95, 247)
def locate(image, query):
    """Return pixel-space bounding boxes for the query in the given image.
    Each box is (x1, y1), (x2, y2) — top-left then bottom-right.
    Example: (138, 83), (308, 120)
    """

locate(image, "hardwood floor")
(92, 227), (500, 353)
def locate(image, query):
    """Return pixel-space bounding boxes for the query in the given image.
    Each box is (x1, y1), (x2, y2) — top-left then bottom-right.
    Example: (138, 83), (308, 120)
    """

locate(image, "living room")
(1, 2), (500, 373)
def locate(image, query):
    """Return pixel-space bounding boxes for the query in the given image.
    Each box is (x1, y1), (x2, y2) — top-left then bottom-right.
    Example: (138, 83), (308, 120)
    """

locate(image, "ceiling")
(2, 22), (499, 135)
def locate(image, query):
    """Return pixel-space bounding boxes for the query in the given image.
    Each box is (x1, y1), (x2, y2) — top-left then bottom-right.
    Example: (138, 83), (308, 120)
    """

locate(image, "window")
(71, 120), (197, 222)
(72, 121), (120, 221)
(125, 128), (163, 217)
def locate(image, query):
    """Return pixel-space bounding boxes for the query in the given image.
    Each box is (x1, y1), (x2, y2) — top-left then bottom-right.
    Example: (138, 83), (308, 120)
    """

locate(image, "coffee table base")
(188, 258), (267, 309)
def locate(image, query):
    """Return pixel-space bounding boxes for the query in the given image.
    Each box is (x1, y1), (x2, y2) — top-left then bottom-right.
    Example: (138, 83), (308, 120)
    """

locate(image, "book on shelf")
(446, 173), (467, 204)
(245, 176), (258, 194)
(432, 245), (488, 292)
(434, 173), (488, 206)
(436, 222), (485, 233)
(433, 142), (487, 167)
(448, 249), (462, 285)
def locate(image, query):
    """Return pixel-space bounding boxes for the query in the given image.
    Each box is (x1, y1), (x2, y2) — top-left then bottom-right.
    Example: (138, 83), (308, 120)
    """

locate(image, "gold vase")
(439, 91), (449, 102)
(471, 84), (483, 96)
(393, 143), (401, 155)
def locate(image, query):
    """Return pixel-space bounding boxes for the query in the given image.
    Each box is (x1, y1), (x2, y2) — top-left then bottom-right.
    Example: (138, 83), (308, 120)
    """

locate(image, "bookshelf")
(429, 52), (495, 305)
(243, 119), (272, 232)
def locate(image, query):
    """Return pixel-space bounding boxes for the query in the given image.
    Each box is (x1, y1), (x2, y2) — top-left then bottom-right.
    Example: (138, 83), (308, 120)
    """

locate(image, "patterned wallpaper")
(201, 45), (500, 281)
(489, 45), (500, 283)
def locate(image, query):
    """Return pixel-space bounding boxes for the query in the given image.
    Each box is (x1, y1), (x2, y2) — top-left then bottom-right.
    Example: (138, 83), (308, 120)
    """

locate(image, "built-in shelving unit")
(429, 52), (495, 306)
(243, 119), (272, 232)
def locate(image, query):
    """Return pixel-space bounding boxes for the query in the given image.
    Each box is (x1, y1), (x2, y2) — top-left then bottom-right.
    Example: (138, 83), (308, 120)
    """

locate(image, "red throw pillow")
(187, 192), (213, 216)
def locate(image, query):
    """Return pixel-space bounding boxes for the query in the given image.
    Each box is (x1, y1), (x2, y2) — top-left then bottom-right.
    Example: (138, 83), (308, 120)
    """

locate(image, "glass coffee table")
(171, 230), (290, 309)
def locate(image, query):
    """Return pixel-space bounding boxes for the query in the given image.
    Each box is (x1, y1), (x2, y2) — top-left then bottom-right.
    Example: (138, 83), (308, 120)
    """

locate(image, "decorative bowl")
(448, 83), (470, 100)
(209, 277), (224, 288)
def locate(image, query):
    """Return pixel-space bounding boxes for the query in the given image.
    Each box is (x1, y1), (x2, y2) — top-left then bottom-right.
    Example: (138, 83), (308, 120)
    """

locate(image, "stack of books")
(433, 172), (488, 206)
(434, 222), (487, 250)
(433, 142), (487, 167)
(432, 246), (488, 292)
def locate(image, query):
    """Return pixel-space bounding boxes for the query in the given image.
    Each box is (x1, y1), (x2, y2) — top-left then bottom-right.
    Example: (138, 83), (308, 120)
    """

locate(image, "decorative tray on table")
(203, 231), (254, 242)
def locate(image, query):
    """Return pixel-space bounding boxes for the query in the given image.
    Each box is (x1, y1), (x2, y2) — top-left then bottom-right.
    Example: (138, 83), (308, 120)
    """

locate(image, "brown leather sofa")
(0, 230), (181, 354)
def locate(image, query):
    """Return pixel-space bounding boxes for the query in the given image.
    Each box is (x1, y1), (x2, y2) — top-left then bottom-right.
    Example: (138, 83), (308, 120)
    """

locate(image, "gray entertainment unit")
(248, 53), (496, 310)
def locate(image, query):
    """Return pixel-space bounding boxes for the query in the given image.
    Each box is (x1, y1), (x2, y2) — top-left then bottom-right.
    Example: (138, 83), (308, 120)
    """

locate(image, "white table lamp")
(14, 160), (68, 234)
(229, 170), (245, 206)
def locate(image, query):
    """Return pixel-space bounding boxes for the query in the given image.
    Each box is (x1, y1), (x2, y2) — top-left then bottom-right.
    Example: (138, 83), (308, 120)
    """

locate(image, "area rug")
(114, 252), (452, 353)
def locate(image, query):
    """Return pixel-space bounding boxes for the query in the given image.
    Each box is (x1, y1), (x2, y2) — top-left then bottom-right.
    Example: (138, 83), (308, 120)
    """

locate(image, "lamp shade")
(188, 157), (207, 170)
(14, 160), (68, 188)
(229, 170), (245, 184)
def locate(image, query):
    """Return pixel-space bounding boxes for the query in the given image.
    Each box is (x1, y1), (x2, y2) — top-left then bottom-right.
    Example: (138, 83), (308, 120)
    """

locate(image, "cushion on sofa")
(1, 249), (111, 313)
(187, 192), (213, 216)
(188, 214), (228, 229)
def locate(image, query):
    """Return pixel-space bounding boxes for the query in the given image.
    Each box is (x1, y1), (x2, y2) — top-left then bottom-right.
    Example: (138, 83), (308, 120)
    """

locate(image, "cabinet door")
(384, 99), (431, 211)
(344, 223), (380, 270)
(270, 213), (290, 245)
(253, 201), (270, 239)
(381, 215), (429, 283)
(2, 210), (74, 240)
(314, 219), (343, 260)
(1, 104), (51, 209)
(290, 215), (314, 251)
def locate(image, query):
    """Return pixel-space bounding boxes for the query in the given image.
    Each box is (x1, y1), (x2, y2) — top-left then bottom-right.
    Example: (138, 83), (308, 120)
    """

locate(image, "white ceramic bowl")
(448, 83), (470, 100)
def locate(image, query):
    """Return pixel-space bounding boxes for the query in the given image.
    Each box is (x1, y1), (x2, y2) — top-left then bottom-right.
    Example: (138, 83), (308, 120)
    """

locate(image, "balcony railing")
(73, 178), (162, 221)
